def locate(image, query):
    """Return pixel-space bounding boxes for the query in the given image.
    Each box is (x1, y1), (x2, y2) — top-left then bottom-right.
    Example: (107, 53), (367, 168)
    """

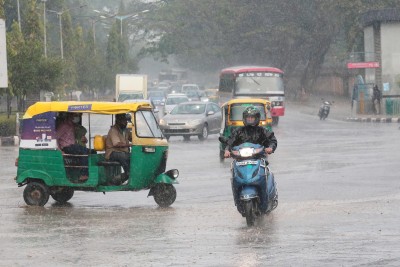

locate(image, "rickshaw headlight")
(166, 169), (179, 179)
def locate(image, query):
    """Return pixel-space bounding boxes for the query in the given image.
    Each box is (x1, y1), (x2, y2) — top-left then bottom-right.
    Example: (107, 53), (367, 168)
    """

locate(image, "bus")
(218, 66), (285, 125)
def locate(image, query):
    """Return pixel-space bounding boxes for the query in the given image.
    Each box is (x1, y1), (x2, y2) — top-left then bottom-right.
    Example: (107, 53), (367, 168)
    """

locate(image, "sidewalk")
(287, 94), (400, 123)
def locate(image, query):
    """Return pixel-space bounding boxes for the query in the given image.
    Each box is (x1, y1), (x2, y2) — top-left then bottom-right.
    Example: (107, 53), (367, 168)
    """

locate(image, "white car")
(181, 84), (200, 93)
(164, 94), (189, 115)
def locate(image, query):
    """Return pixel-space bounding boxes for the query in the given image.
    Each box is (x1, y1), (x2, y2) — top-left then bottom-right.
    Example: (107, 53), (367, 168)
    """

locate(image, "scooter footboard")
(240, 186), (259, 200)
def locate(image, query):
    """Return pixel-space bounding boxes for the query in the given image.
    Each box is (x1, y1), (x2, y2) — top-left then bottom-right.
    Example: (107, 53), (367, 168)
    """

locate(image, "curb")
(345, 117), (400, 123)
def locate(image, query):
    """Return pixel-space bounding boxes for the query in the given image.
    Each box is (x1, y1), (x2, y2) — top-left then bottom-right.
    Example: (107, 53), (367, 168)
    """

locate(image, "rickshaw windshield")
(135, 110), (163, 138)
(230, 103), (266, 121)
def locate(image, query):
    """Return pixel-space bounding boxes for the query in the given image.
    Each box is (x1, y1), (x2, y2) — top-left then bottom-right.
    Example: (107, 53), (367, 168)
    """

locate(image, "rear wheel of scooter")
(51, 187), (74, 204)
(244, 201), (255, 226)
(23, 182), (50, 206)
(153, 184), (177, 208)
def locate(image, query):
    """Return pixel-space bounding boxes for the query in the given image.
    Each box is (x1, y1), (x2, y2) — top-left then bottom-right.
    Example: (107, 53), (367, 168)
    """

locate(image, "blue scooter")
(224, 141), (278, 226)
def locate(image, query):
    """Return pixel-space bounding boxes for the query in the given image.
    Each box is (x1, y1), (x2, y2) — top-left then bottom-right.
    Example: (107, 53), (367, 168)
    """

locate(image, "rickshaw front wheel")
(153, 184), (177, 208)
(51, 187), (74, 204)
(23, 182), (50, 206)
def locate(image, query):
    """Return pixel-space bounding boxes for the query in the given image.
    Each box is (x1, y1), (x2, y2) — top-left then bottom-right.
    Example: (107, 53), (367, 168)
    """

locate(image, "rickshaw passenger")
(56, 112), (92, 181)
(105, 114), (131, 180)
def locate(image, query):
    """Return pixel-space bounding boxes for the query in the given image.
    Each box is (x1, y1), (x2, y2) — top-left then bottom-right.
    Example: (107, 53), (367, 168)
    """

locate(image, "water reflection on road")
(1, 106), (400, 266)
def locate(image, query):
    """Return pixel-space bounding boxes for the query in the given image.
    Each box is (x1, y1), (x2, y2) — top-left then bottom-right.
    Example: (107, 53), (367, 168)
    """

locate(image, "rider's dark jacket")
(225, 126), (277, 152)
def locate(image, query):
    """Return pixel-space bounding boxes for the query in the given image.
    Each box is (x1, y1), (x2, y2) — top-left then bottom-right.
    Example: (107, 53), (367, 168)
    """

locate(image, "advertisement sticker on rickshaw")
(19, 112), (57, 149)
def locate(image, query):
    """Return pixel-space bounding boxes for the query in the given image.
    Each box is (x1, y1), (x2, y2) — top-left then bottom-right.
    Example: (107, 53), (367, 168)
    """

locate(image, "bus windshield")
(235, 74), (284, 96)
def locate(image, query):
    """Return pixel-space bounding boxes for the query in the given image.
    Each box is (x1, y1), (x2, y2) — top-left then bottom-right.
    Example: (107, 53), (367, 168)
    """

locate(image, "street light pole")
(58, 14), (63, 59)
(47, 5), (87, 59)
(42, 0), (47, 58)
(17, 0), (21, 31)
(95, 9), (149, 36)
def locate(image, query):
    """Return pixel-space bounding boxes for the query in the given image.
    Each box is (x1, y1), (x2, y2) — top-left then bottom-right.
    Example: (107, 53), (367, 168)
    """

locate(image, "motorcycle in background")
(318, 99), (334, 120)
(220, 139), (278, 226)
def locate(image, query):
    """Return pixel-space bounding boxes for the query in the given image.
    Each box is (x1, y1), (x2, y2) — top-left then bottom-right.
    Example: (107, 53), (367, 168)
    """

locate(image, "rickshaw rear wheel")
(153, 184), (177, 208)
(23, 182), (50, 206)
(51, 187), (74, 204)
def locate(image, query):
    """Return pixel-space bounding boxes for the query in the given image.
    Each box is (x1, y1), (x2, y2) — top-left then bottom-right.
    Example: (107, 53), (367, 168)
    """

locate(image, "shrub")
(0, 114), (17, 136)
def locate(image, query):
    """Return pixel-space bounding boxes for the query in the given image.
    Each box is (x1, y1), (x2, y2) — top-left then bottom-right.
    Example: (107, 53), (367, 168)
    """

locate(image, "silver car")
(164, 94), (189, 115)
(159, 101), (222, 141)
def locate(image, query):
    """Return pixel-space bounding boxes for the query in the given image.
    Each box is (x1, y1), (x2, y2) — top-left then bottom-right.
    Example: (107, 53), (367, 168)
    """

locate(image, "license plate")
(170, 126), (181, 129)
(236, 161), (258, 166)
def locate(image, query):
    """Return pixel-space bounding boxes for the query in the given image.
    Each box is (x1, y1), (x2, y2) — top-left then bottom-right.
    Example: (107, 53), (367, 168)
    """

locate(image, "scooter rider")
(224, 106), (277, 158)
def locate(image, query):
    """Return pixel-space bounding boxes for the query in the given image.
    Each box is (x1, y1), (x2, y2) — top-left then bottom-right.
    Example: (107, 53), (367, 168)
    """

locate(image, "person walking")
(372, 85), (381, 115)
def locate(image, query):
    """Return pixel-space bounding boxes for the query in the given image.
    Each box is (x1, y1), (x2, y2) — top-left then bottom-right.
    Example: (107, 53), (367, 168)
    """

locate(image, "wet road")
(1, 106), (400, 266)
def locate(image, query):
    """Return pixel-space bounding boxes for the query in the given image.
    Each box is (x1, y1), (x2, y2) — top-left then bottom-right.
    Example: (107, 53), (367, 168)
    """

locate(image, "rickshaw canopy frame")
(23, 101), (152, 119)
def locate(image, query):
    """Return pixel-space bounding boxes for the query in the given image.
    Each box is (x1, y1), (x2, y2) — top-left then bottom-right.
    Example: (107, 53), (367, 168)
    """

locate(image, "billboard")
(0, 19), (8, 88)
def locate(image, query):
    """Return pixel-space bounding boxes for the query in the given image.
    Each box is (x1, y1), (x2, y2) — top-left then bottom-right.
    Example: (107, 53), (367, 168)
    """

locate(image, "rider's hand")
(224, 150), (231, 158)
(265, 148), (273, 154)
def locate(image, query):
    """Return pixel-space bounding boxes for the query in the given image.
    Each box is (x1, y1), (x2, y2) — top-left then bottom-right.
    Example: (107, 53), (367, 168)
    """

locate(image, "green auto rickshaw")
(219, 98), (272, 161)
(15, 101), (178, 207)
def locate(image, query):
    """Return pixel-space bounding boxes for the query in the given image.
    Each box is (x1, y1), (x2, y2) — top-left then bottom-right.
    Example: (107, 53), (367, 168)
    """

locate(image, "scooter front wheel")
(244, 200), (255, 226)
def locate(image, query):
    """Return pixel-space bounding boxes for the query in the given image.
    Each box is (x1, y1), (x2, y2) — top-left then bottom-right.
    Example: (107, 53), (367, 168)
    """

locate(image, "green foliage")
(0, 114), (16, 136)
(0, 0), (4, 18)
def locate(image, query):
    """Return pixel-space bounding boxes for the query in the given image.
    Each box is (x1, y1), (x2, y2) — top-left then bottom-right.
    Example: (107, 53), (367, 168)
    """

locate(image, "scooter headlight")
(239, 147), (254, 157)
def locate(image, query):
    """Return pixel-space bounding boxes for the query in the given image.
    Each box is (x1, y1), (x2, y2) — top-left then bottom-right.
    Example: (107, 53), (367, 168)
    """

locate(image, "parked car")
(164, 93), (189, 115)
(159, 101), (222, 141)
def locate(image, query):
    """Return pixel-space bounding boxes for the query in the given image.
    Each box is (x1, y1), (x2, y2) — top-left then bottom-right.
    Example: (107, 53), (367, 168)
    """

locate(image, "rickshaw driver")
(105, 114), (131, 182)
(224, 106), (277, 158)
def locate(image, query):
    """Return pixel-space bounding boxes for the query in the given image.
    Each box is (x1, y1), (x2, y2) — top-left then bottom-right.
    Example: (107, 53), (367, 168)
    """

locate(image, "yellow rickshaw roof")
(23, 101), (152, 119)
(221, 98), (271, 107)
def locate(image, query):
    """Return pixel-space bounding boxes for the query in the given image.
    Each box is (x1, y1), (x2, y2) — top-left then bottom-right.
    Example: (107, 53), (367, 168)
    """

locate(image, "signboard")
(0, 19), (8, 88)
(347, 62), (380, 69)
(19, 112), (58, 149)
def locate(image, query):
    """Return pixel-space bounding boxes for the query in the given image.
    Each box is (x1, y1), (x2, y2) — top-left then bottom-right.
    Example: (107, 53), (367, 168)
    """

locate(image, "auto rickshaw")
(219, 98), (272, 161)
(204, 88), (219, 104)
(15, 101), (178, 207)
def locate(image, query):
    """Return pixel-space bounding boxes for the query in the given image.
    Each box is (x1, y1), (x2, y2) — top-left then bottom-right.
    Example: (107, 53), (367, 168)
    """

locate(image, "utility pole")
(42, 0), (47, 58)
